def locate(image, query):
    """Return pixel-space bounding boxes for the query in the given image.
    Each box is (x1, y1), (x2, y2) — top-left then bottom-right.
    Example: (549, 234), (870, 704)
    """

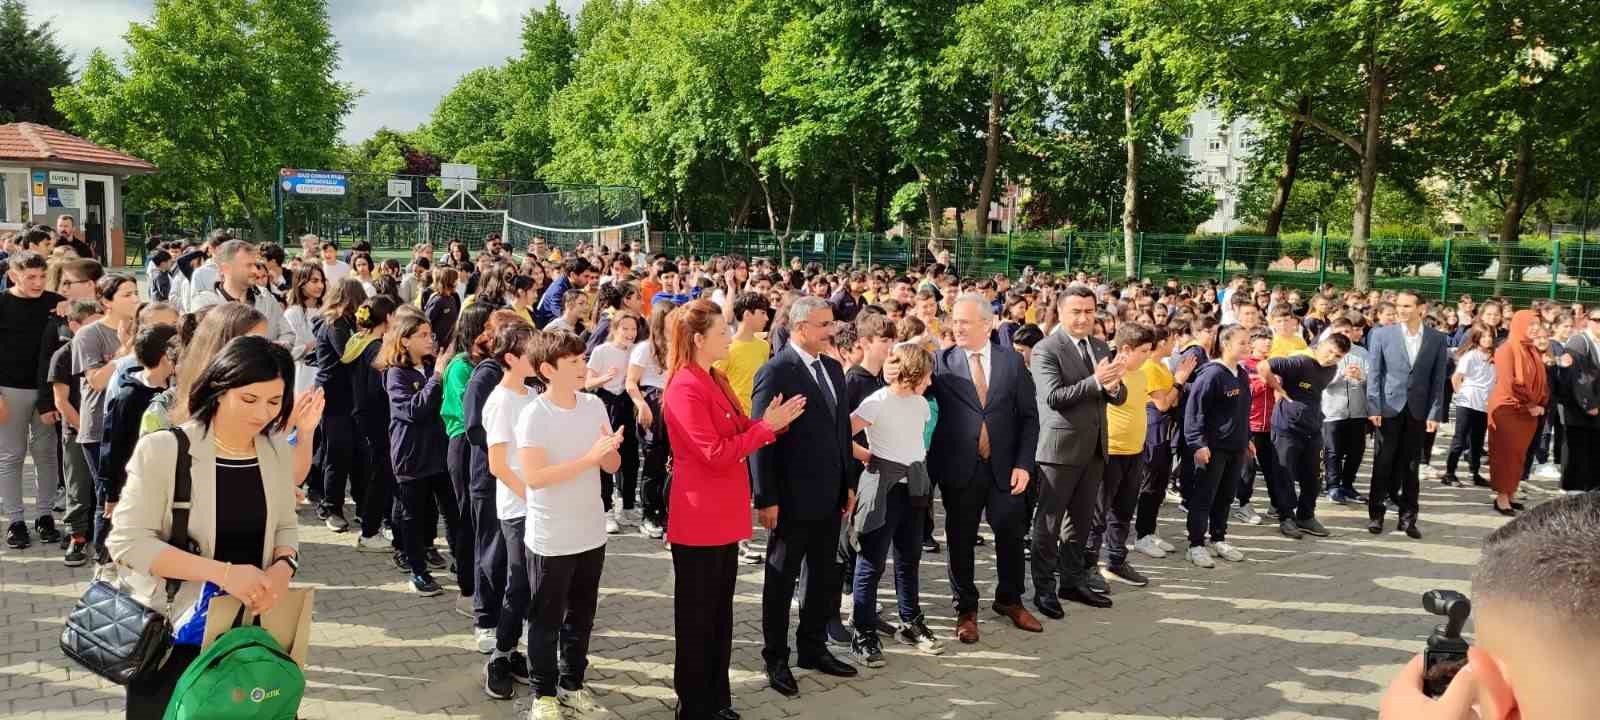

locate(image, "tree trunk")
(232, 186), (262, 242)
(975, 82), (1003, 240)
(918, 166), (943, 259)
(1122, 82), (1140, 279)
(874, 150), (889, 234)
(1495, 134), (1534, 294)
(1265, 96), (1309, 238)
(1349, 65), (1386, 291)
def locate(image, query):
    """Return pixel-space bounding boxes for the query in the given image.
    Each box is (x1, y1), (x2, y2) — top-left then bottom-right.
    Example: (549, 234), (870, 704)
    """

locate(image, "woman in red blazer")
(662, 299), (805, 720)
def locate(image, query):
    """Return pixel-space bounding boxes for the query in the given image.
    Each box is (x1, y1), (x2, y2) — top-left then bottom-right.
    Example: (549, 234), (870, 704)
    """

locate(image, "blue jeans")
(851, 484), (925, 634)
(82, 441), (111, 558)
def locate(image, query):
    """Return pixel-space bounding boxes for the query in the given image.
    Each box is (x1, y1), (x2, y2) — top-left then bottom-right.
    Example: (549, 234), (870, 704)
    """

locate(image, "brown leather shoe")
(992, 601), (1043, 633)
(955, 610), (980, 644)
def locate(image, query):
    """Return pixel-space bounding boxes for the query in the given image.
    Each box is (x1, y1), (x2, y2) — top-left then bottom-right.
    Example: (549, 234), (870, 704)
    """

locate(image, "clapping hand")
(586, 424), (626, 463)
(290, 388), (326, 439)
(434, 349), (457, 375)
(762, 393), (807, 432)
(1344, 363), (1364, 381)
(1093, 356), (1125, 388)
(1174, 353), (1198, 384)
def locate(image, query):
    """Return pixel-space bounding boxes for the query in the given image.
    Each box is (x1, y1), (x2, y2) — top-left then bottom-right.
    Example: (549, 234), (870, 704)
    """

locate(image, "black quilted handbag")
(60, 428), (195, 685)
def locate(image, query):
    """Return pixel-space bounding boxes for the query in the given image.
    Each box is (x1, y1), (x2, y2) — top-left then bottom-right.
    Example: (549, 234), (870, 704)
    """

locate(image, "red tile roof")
(0, 122), (156, 173)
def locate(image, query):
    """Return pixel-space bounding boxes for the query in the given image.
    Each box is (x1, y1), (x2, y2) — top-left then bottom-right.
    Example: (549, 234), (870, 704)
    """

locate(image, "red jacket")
(663, 364), (777, 546)
(1243, 356), (1271, 433)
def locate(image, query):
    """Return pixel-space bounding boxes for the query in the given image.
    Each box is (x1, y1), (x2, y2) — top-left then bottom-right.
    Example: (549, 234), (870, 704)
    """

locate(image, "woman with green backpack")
(107, 334), (322, 718)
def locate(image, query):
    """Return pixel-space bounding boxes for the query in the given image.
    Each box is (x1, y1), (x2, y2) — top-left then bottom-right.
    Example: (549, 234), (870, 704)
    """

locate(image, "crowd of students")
(2, 220), (1597, 720)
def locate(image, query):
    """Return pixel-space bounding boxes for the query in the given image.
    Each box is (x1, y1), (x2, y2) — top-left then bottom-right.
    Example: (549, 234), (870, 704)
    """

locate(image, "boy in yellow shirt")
(1268, 304), (1310, 358)
(1087, 323), (1159, 588)
(714, 292), (771, 414)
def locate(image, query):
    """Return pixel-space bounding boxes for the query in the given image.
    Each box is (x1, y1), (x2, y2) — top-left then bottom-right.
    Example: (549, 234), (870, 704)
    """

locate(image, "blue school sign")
(279, 169), (347, 197)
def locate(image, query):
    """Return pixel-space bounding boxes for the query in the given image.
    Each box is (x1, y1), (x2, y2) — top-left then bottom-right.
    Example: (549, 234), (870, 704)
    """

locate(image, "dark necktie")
(1079, 338), (1094, 368)
(811, 359), (837, 415)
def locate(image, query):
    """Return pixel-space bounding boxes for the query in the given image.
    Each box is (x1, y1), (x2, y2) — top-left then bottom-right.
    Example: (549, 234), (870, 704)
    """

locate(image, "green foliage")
(1444, 239), (1496, 281)
(0, 0), (72, 126)
(54, 0), (355, 237)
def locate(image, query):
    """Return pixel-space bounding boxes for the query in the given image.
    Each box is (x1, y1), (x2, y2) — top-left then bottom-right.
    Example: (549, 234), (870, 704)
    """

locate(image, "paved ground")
(2, 427), (1545, 719)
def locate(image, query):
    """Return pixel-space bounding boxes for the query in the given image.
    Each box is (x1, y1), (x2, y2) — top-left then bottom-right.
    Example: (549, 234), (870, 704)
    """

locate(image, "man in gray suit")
(1029, 286), (1127, 619)
(1364, 289), (1449, 538)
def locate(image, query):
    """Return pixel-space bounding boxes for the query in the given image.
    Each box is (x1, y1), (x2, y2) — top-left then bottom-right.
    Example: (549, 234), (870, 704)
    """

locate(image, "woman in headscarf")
(1486, 309), (1548, 515)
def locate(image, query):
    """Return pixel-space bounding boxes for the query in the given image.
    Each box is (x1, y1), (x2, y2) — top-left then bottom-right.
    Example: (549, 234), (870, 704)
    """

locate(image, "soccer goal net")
(421, 188), (508, 250)
(505, 186), (647, 254)
(365, 210), (425, 248)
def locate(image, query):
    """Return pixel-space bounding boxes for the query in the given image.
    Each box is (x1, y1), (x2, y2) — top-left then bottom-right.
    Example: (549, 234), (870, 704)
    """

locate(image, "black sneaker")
(425, 547), (448, 570)
(825, 616), (853, 647)
(1084, 567), (1111, 596)
(63, 536), (89, 567)
(412, 573), (443, 596)
(1297, 517), (1330, 537)
(921, 537), (941, 554)
(893, 617), (945, 655)
(973, 534), (986, 546)
(850, 631), (885, 668)
(315, 505), (331, 521)
(6, 520), (30, 549)
(483, 656), (515, 699)
(393, 551), (411, 572)
(1103, 563), (1149, 587)
(506, 650), (531, 685)
(35, 516), (61, 545)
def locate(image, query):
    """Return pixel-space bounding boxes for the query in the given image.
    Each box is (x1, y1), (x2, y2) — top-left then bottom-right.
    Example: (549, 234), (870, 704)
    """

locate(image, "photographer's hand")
(1378, 654), (1479, 720)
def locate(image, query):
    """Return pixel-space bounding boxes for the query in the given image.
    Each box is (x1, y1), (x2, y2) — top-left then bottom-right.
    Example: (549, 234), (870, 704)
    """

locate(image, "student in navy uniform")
(343, 297), (399, 560)
(1181, 324), (1254, 568)
(379, 310), (461, 596)
(1255, 334), (1352, 540)
(312, 278), (369, 529)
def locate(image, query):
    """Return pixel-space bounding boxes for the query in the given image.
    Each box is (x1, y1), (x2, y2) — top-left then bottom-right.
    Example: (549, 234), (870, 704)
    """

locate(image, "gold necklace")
(213, 436), (257, 457)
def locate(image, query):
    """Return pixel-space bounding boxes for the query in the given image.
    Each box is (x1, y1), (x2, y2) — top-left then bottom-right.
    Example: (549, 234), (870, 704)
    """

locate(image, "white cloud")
(27, 0), (586, 144)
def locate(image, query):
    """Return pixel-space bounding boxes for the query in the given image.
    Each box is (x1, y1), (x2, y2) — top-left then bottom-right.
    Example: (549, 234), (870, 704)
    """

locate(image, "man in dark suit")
(1557, 314), (1600, 492)
(927, 293), (1042, 644)
(1029, 286), (1127, 619)
(1364, 289), (1450, 538)
(751, 295), (858, 695)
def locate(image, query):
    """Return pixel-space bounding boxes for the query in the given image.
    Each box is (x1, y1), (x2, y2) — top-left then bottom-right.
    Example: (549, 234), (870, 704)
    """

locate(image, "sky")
(29, 0), (585, 144)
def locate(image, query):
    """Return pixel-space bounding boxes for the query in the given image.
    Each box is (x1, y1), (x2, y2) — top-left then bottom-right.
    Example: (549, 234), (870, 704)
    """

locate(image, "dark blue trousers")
(851, 484), (925, 634)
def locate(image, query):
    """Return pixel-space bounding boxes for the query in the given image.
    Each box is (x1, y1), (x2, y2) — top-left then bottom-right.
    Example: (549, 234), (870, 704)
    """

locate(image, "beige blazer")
(107, 421), (299, 613)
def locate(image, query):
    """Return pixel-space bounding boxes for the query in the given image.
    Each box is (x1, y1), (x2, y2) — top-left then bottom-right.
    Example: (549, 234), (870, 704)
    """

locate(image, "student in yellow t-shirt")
(714, 291), (772, 413)
(1088, 323), (1159, 587)
(1268, 305), (1310, 358)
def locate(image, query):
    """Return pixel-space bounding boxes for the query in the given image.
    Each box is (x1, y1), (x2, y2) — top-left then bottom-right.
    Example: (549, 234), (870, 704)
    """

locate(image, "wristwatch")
(272, 552), (300, 577)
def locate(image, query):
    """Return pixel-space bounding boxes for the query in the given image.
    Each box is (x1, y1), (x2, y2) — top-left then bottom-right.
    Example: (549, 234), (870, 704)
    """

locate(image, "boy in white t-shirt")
(516, 330), (624, 719)
(480, 324), (539, 700)
(585, 312), (639, 531)
(846, 343), (944, 667)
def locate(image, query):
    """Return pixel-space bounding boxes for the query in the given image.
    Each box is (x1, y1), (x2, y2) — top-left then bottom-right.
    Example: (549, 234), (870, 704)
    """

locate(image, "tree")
(55, 0), (355, 238)
(0, 0), (72, 126)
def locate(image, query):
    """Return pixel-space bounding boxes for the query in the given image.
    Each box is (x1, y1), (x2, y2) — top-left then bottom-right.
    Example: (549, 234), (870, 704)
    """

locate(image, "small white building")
(1176, 107), (1255, 233)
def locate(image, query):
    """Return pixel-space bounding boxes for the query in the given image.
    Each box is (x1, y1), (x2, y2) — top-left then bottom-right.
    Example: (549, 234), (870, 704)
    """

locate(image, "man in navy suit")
(927, 293), (1042, 644)
(751, 296), (858, 695)
(1364, 289), (1450, 538)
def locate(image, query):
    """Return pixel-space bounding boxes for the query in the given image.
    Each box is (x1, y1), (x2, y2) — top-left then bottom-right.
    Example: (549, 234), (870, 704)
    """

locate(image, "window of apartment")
(0, 168), (30, 229)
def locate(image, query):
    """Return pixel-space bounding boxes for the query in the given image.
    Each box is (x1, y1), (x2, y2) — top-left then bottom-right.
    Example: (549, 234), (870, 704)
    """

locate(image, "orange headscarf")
(1488, 309), (1548, 420)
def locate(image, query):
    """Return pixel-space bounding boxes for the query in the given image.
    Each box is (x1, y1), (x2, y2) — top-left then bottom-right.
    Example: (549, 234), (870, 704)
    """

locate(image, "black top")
(213, 456), (267, 569)
(1268, 355), (1337, 437)
(0, 290), (65, 388)
(844, 365), (886, 479)
(47, 342), (79, 431)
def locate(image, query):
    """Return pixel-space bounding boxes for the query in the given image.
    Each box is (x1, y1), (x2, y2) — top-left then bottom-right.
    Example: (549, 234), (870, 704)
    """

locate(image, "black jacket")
(463, 359), (505, 499)
(386, 365), (447, 481)
(314, 316), (357, 415)
(99, 367), (163, 502)
(1560, 332), (1600, 429)
(928, 342), (1039, 491)
(750, 346), (854, 523)
(1184, 360), (1252, 453)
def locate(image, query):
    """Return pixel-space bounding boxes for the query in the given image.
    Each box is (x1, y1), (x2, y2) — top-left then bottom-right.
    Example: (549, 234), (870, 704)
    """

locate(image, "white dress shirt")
(1402, 322), (1423, 364)
(790, 344), (840, 401)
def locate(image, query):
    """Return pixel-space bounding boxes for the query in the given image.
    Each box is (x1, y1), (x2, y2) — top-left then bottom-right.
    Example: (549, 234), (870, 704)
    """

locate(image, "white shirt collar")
(791, 343), (823, 369)
(1402, 321), (1424, 338)
(962, 342), (991, 367)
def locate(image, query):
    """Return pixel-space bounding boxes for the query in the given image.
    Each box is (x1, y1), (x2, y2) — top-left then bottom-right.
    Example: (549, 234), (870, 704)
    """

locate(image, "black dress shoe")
(1367, 518), (1383, 535)
(1402, 522), (1423, 539)
(1058, 581), (1113, 609)
(1033, 594), (1065, 620)
(922, 538), (941, 554)
(715, 708), (741, 720)
(797, 651), (858, 677)
(1493, 501), (1516, 517)
(766, 664), (798, 696)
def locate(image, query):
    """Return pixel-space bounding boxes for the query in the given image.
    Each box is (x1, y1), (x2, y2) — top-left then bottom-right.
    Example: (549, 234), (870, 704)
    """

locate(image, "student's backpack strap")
(163, 427), (196, 607)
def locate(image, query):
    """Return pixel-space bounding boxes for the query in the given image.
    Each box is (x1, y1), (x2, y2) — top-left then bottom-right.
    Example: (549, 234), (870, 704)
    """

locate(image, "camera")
(1421, 589), (1471, 698)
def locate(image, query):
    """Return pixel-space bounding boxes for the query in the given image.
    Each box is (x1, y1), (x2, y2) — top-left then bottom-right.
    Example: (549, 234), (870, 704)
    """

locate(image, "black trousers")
(396, 472), (458, 576)
(1271, 430), (1322, 522)
(1188, 447), (1243, 547)
(945, 461), (1026, 612)
(761, 514), (842, 665)
(471, 493), (505, 630)
(359, 432), (395, 539)
(638, 386), (670, 523)
(1031, 460), (1102, 594)
(1370, 410), (1425, 523)
(496, 517), (530, 653)
(1134, 439), (1173, 539)
(673, 543), (738, 717)
(1322, 418), (1368, 494)
(528, 544), (606, 698)
(1444, 406), (1488, 484)
(125, 643), (203, 719)
(319, 415), (368, 517)
(1088, 454), (1142, 569)
(447, 434), (475, 595)
(596, 389), (639, 512)
(1562, 424), (1600, 492)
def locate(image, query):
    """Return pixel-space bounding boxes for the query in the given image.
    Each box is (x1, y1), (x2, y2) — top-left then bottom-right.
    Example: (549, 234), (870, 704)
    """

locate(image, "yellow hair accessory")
(355, 305), (371, 324)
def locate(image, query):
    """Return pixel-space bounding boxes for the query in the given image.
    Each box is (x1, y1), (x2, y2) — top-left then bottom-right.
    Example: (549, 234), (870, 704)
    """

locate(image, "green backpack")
(162, 614), (304, 720)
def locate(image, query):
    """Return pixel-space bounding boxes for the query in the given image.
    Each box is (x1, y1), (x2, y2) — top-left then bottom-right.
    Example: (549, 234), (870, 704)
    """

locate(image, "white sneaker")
(474, 627), (496, 654)
(356, 533), (389, 552)
(1153, 535), (1176, 552)
(611, 504), (629, 527)
(605, 516), (621, 534)
(530, 695), (562, 720)
(1209, 541), (1245, 562)
(1536, 463), (1562, 480)
(1231, 503), (1263, 525)
(557, 685), (607, 715)
(641, 519), (665, 539)
(1133, 535), (1168, 558)
(1187, 546), (1215, 568)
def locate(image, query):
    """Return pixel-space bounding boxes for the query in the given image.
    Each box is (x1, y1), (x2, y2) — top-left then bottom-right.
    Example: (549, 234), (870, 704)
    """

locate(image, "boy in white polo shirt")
(516, 330), (624, 719)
